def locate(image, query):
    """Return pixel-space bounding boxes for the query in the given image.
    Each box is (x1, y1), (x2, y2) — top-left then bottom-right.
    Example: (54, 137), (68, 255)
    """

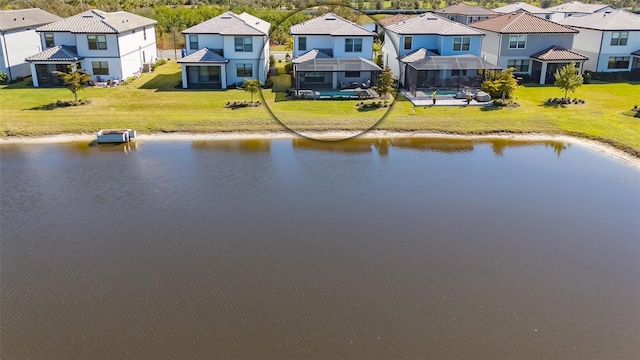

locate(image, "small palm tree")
(53, 65), (93, 103)
(243, 79), (261, 104)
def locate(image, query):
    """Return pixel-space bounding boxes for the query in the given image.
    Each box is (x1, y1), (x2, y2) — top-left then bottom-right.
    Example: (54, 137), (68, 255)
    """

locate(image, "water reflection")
(192, 139), (271, 153)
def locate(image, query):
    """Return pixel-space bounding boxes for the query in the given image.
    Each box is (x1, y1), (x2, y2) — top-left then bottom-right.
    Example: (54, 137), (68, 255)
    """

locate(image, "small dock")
(97, 129), (136, 144)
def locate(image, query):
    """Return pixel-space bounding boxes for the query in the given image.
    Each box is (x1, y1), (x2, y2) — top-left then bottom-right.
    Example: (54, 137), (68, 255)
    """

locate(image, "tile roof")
(493, 2), (552, 15)
(37, 10), (156, 34)
(435, 3), (498, 16)
(632, 49), (640, 56)
(546, 1), (612, 14)
(291, 13), (374, 36)
(558, 9), (640, 31)
(183, 12), (269, 36)
(25, 45), (82, 62)
(530, 45), (588, 61)
(377, 14), (414, 27)
(0, 8), (61, 31)
(385, 12), (484, 35)
(470, 11), (577, 34)
(292, 48), (332, 63)
(177, 48), (228, 63)
(399, 48), (440, 63)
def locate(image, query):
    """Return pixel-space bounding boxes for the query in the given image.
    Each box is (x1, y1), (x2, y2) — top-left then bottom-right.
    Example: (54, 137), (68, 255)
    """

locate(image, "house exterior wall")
(293, 35), (333, 57)
(79, 57), (122, 81)
(479, 31), (501, 65)
(439, 35), (482, 56)
(42, 32), (76, 47)
(332, 36), (374, 60)
(75, 33), (119, 57)
(382, 31), (401, 79)
(222, 34), (267, 82)
(496, 33), (574, 70)
(118, 26), (157, 62)
(225, 58), (261, 85)
(595, 30), (640, 72)
(398, 34), (438, 57)
(569, 27), (602, 71)
(1, 28), (43, 79)
(185, 33), (224, 54)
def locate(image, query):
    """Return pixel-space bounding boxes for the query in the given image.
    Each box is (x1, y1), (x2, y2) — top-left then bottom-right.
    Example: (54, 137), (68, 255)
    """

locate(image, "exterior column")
(30, 63), (39, 87)
(181, 65), (188, 88)
(220, 64), (227, 89)
(332, 72), (338, 89)
(539, 62), (548, 85)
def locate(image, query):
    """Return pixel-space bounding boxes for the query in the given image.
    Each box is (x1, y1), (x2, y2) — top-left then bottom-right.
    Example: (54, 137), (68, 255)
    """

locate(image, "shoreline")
(1, 131), (639, 167)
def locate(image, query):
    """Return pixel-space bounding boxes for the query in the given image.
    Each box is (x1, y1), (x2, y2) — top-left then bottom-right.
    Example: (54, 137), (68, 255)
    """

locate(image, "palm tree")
(243, 79), (261, 104)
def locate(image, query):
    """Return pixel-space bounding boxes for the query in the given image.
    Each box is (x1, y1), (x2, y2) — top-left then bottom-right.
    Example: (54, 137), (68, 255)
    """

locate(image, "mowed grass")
(2, 60), (639, 156)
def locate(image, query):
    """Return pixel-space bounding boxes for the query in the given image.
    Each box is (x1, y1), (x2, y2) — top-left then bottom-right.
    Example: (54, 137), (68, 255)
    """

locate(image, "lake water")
(1, 138), (639, 359)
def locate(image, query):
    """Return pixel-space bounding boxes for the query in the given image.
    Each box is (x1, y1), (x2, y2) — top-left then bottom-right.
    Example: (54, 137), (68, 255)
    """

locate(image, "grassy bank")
(2, 61), (639, 157)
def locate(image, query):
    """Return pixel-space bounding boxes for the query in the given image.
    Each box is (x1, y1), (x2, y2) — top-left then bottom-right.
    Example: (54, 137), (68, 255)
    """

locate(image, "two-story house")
(382, 12), (499, 93)
(471, 12), (588, 84)
(559, 9), (640, 72)
(290, 13), (381, 91)
(547, 1), (614, 22)
(493, 2), (553, 19)
(178, 12), (270, 89)
(434, 3), (498, 25)
(0, 8), (60, 81)
(25, 10), (157, 87)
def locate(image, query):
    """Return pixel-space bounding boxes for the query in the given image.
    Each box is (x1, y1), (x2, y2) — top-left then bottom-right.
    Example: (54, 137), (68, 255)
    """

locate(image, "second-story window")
(453, 37), (471, 51)
(44, 33), (54, 48)
(87, 35), (107, 50)
(404, 36), (412, 50)
(189, 35), (198, 50)
(298, 37), (307, 51)
(345, 38), (362, 52)
(235, 37), (252, 52)
(610, 32), (628, 46)
(508, 35), (526, 49)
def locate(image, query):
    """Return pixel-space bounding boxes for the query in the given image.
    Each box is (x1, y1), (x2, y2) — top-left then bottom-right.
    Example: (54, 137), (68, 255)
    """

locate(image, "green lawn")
(2, 61), (639, 156)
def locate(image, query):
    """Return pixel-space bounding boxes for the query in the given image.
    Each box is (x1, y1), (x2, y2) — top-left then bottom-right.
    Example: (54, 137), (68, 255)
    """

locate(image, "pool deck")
(401, 90), (492, 107)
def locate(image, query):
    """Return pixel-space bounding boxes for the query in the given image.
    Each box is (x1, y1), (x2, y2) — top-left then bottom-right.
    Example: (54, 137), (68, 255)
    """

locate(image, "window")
(199, 66), (220, 83)
(508, 35), (526, 49)
(404, 36), (412, 50)
(507, 59), (529, 72)
(298, 37), (307, 51)
(87, 35), (107, 50)
(92, 61), (109, 75)
(236, 63), (253, 77)
(344, 71), (360, 78)
(345, 38), (363, 52)
(189, 35), (198, 50)
(304, 72), (325, 83)
(44, 33), (54, 48)
(607, 56), (630, 69)
(453, 37), (471, 51)
(143, 27), (147, 41)
(610, 32), (628, 46)
(235, 37), (253, 52)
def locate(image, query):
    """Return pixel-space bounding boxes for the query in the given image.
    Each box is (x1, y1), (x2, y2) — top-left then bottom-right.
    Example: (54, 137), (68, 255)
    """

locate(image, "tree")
(243, 79), (261, 103)
(480, 67), (518, 100)
(269, 54), (276, 68)
(53, 65), (93, 103)
(376, 67), (394, 104)
(554, 62), (583, 100)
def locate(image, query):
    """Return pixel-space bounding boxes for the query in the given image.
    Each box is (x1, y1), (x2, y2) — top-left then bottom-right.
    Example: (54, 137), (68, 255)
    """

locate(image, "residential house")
(559, 9), (640, 72)
(290, 13), (381, 91)
(471, 12), (587, 84)
(382, 12), (499, 93)
(434, 3), (498, 25)
(179, 12), (270, 89)
(493, 2), (553, 19)
(0, 8), (61, 80)
(547, 1), (614, 22)
(25, 10), (157, 87)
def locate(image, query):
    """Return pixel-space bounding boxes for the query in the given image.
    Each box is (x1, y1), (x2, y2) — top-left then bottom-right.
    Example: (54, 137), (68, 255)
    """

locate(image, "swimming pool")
(318, 90), (360, 98)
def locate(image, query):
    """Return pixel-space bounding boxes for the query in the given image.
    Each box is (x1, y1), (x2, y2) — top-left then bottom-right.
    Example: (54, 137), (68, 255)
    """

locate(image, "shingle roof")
(385, 12), (484, 35)
(493, 2), (552, 15)
(25, 45), (82, 62)
(546, 1), (612, 14)
(291, 13), (374, 36)
(435, 3), (498, 16)
(0, 8), (61, 32)
(37, 10), (156, 34)
(292, 48), (332, 63)
(377, 14), (414, 27)
(558, 9), (640, 31)
(399, 48), (440, 63)
(183, 12), (269, 35)
(177, 48), (228, 63)
(530, 45), (588, 61)
(470, 11), (577, 34)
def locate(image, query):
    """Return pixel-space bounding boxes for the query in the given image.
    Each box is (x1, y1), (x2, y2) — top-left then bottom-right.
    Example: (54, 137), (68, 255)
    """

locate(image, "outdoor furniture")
(475, 91), (491, 102)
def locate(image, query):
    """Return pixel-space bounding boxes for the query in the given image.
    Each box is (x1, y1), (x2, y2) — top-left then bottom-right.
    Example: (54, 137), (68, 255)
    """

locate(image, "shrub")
(481, 68), (518, 100)
(284, 62), (293, 74)
(0, 71), (8, 85)
(150, 59), (167, 71)
(263, 78), (274, 89)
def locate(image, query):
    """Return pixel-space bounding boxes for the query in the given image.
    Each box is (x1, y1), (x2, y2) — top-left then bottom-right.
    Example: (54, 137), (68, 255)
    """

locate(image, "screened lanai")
(293, 57), (382, 90)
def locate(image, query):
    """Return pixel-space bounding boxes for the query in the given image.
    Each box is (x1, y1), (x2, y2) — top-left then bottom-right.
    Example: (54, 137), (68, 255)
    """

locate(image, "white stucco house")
(382, 12), (499, 93)
(471, 12), (588, 84)
(178, 12), (270, 89)
(492, 2), (553, 19)
(559, 9), (640, 72)
(25, 9), (157, 87)
(547, 1), (614, 22)
(0, 8), (61, 81)
(290, 13), (381, 91)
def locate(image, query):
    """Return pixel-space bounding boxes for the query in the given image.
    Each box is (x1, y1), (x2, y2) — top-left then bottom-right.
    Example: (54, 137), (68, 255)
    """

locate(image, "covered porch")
(402, 53), (500, 96)
(530, 46), (588, 85)
(292, 55), (381, 91)
(25, 46), (83, 87)
(178, 48), (228, 89)
(632, 50), (640, 70)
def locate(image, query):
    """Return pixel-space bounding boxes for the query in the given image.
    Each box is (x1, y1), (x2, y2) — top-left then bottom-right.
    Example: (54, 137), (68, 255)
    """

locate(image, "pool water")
(318, 90), (360, 98)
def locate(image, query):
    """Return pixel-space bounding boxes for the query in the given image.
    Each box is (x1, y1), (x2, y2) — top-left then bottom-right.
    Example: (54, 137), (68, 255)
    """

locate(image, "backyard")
(2, 60), (639, 156)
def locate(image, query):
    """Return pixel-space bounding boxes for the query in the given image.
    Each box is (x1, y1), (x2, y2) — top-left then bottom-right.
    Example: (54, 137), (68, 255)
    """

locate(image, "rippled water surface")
(1, 138), (639, 359)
